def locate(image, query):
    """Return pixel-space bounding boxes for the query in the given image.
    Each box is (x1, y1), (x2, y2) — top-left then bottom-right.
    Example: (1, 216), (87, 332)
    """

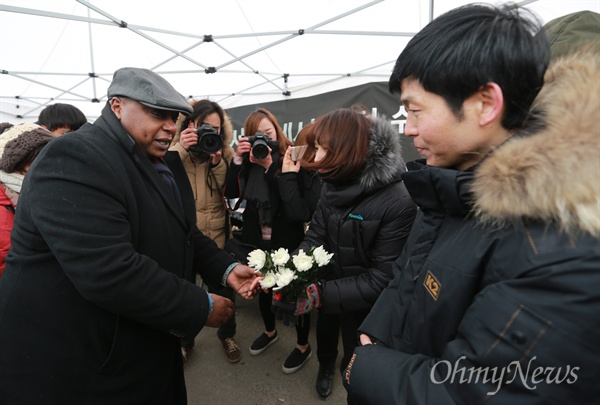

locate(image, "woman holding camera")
(224, 108), (322, 374)
(169, 99), (234, 249)
(166, 99), (240, 365)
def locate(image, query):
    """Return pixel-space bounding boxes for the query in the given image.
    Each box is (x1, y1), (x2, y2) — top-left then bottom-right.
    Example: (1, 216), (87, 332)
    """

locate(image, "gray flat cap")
(107, 67), (193, 116)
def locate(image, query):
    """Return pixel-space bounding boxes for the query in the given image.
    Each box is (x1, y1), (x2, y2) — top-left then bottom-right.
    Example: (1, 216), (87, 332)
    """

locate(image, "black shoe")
(316, 363), (335, 399)
(282, 345), (312, 374)
(249, 331), (278, 356)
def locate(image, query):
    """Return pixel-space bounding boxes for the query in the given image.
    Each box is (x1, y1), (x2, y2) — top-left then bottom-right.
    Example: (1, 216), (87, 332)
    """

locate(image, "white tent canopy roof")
(1, 0), (598, 124)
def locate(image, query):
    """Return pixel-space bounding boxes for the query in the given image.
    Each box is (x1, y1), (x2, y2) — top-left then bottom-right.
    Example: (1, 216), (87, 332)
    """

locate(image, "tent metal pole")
(430, 0), (434, 22)
(75, 0), (209, 70)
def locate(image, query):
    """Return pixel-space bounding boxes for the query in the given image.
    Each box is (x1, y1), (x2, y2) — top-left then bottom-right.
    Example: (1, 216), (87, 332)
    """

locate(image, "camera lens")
(252, 142), (269, 159)
(199, 133), (222, 154)
(190, 124), (223, 154)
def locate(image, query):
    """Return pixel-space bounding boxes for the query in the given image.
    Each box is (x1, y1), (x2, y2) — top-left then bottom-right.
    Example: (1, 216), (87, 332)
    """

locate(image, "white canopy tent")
(0, 0), (598, 124)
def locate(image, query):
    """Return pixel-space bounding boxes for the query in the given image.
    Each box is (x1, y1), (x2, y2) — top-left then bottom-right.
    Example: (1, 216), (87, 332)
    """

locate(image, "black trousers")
(316, 308), (370, 373)
(316, 311), (339, 368)
(258, 288), (310, 345)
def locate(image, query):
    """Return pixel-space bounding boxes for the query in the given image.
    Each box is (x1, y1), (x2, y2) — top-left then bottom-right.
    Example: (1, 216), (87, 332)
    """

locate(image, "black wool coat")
(0, 103), (235, 404)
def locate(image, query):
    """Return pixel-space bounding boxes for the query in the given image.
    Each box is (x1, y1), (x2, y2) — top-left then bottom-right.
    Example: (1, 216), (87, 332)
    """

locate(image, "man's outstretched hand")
(227, 264), (262, 300)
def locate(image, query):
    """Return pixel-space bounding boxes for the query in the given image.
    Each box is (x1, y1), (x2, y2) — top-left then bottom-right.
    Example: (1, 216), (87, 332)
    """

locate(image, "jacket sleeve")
(224, 161), (243, 199)
(26, 136), (212, 339)
(192, 225), (237, 290)
(297, 201), (327, 250)
(321, 193), (416, 314)
(276, 170), (322, 222)
(346, 247), (600, 404)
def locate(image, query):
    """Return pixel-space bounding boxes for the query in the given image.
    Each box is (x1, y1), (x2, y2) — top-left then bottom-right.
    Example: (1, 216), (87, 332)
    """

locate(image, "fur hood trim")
(473, 45), (600, 237)
(360, 115), (406, 192)
(221, 112), (234, 146)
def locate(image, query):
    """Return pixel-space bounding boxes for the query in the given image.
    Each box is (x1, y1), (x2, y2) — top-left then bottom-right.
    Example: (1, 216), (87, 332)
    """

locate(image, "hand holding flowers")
(247, 246), (333, 324)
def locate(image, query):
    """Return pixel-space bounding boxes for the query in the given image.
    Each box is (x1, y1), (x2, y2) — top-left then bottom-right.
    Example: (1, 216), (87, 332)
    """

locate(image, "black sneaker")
(282, 345), (312, 374)
(249, 331), (278, 356)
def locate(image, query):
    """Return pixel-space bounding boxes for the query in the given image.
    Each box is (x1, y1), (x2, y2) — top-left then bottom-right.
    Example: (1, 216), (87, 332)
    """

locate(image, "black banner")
(225, 82), (420, 163)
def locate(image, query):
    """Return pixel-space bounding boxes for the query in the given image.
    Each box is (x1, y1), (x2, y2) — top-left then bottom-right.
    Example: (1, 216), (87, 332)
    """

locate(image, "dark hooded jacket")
(298, 115), (417, 314)
(343, 42), (600, 405)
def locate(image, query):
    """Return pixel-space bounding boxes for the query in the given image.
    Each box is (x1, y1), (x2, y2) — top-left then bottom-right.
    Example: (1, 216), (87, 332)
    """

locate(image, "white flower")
(275, 267), (296, 287)
(271, 248), (290, 266)
(259, 272), (277, 288)
(292, 249), (314, 272)
(313, 246), (333, 267)
(247, 249), (266, 271)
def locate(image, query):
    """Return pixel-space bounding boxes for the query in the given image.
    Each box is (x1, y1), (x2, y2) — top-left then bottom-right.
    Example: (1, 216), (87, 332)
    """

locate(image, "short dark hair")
(389, 3), (550, 130)
(37, 103), (87, 132)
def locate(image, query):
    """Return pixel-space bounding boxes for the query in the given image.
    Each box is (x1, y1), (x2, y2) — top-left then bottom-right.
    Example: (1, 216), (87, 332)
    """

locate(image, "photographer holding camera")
(225, 108), (322, 375)
(166, 99), (240, 365)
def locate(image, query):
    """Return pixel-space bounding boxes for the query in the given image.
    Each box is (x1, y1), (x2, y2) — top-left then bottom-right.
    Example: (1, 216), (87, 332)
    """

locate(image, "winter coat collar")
(473, 48), (599, 237)
(401, 160), (473, 217)
(95, 103), (188, 228)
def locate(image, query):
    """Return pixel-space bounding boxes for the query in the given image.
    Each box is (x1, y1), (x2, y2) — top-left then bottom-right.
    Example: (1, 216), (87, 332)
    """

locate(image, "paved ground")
(184, 290), (347, 405)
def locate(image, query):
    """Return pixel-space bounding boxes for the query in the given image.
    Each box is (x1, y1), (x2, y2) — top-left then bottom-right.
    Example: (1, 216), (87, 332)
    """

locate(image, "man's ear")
(110, 97), (123, 119)
(479, 82), (504, 126)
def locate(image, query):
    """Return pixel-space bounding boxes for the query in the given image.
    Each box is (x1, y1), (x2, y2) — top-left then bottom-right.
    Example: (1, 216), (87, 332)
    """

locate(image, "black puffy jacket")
(345, 47), (600, 405)
(298, 116), (417, 314)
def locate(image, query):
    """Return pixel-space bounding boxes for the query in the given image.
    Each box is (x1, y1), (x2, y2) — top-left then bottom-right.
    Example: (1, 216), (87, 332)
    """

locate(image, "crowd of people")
(0, 3), (598, 404)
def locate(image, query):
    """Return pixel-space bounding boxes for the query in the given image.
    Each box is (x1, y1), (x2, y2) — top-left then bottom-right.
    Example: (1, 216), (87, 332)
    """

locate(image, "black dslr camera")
(189, 123), (223, 155)
(246, 131), (271, 160)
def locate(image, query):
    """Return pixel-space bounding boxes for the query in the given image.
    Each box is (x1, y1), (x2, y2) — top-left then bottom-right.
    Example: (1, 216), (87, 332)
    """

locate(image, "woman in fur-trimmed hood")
(167, 99), (235, 249)
(289, 106), (417, 400)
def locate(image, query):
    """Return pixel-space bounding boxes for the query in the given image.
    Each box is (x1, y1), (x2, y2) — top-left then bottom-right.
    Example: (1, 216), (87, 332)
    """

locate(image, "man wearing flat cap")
(0, 67), (260, 404)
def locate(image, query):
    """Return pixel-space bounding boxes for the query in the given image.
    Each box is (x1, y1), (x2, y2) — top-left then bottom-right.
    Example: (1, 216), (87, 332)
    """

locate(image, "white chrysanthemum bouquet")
(247, 246), (333, 300)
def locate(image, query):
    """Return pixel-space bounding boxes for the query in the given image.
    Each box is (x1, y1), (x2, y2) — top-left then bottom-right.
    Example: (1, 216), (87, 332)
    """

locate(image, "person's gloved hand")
(294, 283), (322, 316)
(271, 292), (297, 326)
